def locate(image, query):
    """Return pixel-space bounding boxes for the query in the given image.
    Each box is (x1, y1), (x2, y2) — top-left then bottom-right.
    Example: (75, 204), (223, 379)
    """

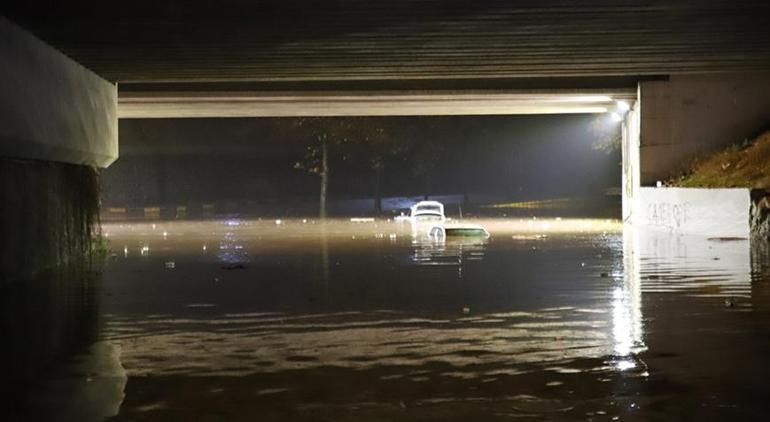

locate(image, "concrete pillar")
(621, 96), (641, 222)
(0, 18), (117, 282)
(638, 72), (770, 186)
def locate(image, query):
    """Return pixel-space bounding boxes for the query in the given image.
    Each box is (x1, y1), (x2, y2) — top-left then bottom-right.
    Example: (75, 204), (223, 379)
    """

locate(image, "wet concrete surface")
(4, 217), (770, 421)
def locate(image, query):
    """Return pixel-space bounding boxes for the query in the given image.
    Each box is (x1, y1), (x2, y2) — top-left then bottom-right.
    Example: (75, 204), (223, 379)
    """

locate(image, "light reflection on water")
(28, 217), (770, 420)
(411, 236), (487, 267)
(104, 307), (623, 377)
(633, 230), (752, 298)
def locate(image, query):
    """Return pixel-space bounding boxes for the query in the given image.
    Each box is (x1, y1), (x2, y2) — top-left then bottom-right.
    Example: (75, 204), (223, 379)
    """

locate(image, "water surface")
(6, 218), (770, 421)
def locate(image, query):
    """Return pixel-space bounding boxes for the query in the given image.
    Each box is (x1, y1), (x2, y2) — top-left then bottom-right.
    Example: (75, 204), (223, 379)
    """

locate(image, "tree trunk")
(374, 166), (382, 213)
(156, 156), (168, 207)
(319, 137), (328, 219)
(462, 138), (471, 206)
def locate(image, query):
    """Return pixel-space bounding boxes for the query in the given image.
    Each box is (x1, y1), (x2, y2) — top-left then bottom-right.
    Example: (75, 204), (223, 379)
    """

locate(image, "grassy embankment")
(670, 130), (770, 188)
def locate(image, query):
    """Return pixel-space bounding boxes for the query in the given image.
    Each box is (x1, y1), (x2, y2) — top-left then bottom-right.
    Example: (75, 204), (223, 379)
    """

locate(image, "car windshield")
(416, 205), (441, 212)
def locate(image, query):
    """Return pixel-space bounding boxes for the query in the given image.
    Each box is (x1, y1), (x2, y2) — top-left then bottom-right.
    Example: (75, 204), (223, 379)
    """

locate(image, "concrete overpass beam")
(0, 17), (117, 167)
(117, 90), (636, 119)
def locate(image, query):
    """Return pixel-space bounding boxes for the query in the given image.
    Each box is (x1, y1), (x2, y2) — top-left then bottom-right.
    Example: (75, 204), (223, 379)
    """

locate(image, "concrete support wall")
(1, 158), (100, 283)
(0, 17), (117, 167)
(0, 19), (116, 282)
(638, 72), (770, 186)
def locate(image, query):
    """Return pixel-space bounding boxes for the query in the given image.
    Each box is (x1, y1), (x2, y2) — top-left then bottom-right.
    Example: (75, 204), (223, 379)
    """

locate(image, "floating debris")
(510, 396), (574, 414)
(707, 237), (747, 242)
(512, 234), (547, 240)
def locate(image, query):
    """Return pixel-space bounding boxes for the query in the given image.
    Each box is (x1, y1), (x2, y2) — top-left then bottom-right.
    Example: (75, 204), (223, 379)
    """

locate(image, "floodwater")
(5, 217), (770, 421)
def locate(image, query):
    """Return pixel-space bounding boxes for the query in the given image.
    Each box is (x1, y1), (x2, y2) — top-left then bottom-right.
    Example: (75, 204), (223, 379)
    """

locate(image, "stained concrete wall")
(638, 72), (770, 186)
(0, 158), (100, 283)
(0, 17), (117, 167)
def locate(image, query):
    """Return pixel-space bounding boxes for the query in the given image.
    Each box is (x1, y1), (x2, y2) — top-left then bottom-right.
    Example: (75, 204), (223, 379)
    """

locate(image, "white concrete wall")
(633, 187), (750, 238)
(638, 72), (770, 186)
(0, 18), (117, 167)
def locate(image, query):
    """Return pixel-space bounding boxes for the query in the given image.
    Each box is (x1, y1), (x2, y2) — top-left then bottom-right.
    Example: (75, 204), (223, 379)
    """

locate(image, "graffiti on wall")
(646, 201), (690, 228)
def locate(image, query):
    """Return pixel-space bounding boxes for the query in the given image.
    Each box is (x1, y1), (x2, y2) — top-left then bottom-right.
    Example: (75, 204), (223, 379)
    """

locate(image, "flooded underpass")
(5, 217), (770, 421)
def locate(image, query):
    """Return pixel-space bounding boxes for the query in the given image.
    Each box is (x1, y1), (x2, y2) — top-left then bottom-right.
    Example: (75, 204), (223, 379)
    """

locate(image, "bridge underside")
(4, 1), (770, 83)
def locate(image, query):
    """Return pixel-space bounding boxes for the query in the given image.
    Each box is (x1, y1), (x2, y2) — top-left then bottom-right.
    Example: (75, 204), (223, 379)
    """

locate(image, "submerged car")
(429, 223), (490, 239)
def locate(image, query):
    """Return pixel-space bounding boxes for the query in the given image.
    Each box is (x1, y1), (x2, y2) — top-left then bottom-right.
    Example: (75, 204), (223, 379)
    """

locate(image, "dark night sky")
(102, 114), (621, 208)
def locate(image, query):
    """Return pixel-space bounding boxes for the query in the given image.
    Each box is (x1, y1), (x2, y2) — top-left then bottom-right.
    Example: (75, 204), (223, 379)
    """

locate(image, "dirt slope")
(671, 130), (770, 189)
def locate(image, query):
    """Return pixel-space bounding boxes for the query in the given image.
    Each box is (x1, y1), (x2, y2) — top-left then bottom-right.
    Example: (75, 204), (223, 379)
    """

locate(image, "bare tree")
(293, 118), (355, 218)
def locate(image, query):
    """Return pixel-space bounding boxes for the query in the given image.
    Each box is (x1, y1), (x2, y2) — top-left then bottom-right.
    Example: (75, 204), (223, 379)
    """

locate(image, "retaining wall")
(633, 187), (750, 238)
